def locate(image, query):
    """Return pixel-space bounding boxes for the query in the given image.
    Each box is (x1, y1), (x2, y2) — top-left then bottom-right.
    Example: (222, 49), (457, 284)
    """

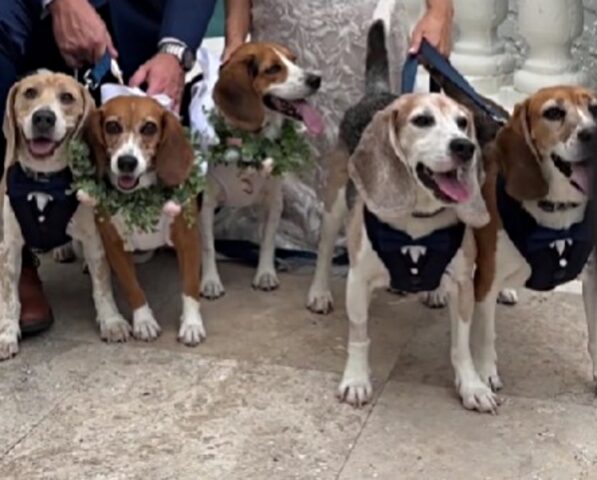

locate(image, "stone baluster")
(513, 0), (587, 95)
(451, 0), (514, 95)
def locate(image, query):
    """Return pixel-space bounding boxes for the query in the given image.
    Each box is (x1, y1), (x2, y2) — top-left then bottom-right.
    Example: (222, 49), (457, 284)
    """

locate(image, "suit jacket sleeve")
(160, 0), (217, 50)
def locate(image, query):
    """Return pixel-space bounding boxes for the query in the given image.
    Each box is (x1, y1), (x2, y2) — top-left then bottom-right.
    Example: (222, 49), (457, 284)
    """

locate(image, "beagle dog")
(0, 71), (128, 359)
(200, 42), (322, 299)
(334, 20), (492, 410)
(470, 86), (596, 411)
(86, 96), (205, 346)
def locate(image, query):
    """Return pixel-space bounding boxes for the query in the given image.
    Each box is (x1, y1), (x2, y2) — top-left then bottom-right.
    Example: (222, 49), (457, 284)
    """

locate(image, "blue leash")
(401, 39), (508, 124)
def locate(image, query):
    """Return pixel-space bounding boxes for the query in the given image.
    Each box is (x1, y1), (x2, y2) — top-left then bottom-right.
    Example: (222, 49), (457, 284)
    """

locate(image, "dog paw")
(497, 289), (518, 306)
(337, 376), (373, 408)
(99, 315), (131, 343)
(306, 285), (334, 314)
(252, 270), (280, 291)
(178, 322), (206, 346)
(53, 243), (76, 263)
(457, 379), (501, 414)
(419, 288), (448, 309)
(132, 306), (161, 341)
(476, 363), (504, 392)
(0, 331), (19, 361)
(201, 277), (226, 300)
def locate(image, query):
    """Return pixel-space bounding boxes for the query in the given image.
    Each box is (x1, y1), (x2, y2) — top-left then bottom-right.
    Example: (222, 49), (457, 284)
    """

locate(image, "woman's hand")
(410, 1), (454, 57)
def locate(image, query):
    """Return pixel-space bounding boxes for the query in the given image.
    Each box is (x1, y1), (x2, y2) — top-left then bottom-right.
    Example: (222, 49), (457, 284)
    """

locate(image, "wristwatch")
(158, 40), (196, 72)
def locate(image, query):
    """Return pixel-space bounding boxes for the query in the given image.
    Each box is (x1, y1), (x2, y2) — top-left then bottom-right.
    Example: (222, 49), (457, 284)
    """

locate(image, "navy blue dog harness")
(497, 176), (593, 291)
(6, 164), (79, 253)
(364, 207), (465, 293)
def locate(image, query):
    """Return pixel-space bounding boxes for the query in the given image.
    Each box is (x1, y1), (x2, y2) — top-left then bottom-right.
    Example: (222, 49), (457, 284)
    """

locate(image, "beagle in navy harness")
(364, 207), (465, 293)
(497, 175), (593, 291)
(6, 163), (79, 253)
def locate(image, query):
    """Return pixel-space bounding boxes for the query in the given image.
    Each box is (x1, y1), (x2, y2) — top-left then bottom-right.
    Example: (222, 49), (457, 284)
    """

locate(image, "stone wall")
(498, 0), (597, 87)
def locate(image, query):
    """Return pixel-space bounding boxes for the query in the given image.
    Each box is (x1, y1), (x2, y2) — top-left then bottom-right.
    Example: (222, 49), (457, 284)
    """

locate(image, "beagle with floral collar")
(200, 42), (323, 299)
(470, 86), (596, 411)
(85, 96), (205, 346)
(0, 71), (129, 359)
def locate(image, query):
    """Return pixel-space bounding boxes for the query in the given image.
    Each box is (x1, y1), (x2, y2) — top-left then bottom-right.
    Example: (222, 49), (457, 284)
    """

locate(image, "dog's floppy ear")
(213, 54), (264, 132)
(348, 103), (415, 217)
(497, 99), (549, 201)
(155, 110), (194, 187)
(84, 108), (109, 179)
(2, 81), (20, 173)
(73, 84), (96, 137)
(454, 117), (490, 228)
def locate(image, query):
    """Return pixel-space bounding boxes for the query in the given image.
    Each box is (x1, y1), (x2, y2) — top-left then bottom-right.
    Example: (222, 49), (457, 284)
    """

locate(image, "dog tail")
(365, 0), (395, 95)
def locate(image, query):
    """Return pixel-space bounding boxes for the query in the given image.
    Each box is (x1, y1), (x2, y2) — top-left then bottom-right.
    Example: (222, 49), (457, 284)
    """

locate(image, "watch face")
(182, 49), (196, 71)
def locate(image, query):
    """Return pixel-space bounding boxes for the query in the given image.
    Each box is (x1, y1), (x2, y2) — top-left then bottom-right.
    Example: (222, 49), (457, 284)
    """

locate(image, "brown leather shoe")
(19, 252), (53, 335)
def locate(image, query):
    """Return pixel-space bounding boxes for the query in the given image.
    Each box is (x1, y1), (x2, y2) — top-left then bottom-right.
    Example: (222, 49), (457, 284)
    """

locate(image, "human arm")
(410, 0), (454, 56)
(222, 0), (252, 63)
(47, 0), (118, 68)
(129, 0), (217, 112)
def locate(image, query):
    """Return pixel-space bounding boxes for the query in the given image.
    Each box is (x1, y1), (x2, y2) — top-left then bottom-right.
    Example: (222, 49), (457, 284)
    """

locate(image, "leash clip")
(82, 52), (124, 91)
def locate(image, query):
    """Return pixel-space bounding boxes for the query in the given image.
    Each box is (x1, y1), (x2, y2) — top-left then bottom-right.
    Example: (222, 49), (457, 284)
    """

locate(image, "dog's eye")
(411, 114), (435, 128)
(24, 88), (38, 100)
(140, 121), (158, 136)
(265, 64), (282, 75)
(456, 117), (468, 130)
(59, 92), (75, 105)
(105, 121), (122, 135)
(543, 106), (566, 121)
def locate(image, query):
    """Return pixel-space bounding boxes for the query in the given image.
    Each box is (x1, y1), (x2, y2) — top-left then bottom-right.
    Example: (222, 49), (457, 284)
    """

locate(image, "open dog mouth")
(116, 175), (140, 192)
(416, 163), (471, 204)
(263, 95), (324, 136)
(27, 137), (61, 159)
(552, 153), (590, 194)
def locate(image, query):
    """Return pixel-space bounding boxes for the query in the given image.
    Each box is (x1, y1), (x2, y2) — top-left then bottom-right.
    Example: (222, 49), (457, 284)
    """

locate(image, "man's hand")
(221, 41), (244, 64)
(49, 0), (118, 68)
(129, 53), (185, 112)
(410, 3), (454, 57)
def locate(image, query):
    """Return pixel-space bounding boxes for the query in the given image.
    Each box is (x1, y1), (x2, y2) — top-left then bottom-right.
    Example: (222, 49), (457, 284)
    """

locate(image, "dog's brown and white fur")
(471, 86), (597, 409)
(0, 71), (128, 359)
(200, 42), (321, 298)
(339, 92), (493, 410)
(86, 96), (205, 346)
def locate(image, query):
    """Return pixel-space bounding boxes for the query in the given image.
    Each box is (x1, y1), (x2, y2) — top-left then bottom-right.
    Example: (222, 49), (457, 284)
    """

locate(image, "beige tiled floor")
(0, 253), (594, 479)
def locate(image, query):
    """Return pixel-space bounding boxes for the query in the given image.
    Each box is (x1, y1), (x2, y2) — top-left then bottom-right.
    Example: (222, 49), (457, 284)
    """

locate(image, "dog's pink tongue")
(435, 175), (471, 203)
(571, 163), (589, 194)
(294, 101), (324, 137)
(28, 139), (55, 157)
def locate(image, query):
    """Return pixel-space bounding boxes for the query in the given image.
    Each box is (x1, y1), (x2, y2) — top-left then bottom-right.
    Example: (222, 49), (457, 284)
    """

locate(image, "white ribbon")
(100, 84), (174, 111)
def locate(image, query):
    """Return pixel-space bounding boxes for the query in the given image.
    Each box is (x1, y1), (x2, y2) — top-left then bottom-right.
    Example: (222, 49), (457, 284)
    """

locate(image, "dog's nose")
(449, 138), (476, 163)
(117, 155), (138, 173)
(305, 74), (321, 91)
(578, 127), (595, 144)
(32, 109), (56, 132)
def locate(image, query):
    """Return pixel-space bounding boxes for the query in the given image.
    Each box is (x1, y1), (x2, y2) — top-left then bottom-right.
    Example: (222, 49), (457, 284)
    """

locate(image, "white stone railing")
(406, 0), (596, 111)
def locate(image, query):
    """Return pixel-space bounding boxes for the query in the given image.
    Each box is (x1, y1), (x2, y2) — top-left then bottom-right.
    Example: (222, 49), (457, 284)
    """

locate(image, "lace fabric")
(214, 0), (408, 251)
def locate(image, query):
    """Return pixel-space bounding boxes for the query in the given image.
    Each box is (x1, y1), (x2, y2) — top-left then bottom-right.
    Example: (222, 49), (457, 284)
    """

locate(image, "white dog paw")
(457, 379), (501, 414)
(201, 276), (226, 300)
(497, 289), (518, 306)
(132, 306), (161, 341)
(99, 315), (131, 343)
(476, 363), (504, 392)
(0, 331), (19, 361)
(419, 288), (448, 309)
(337, 376), (373, 408)
(252, 270), (280, 291)
(53, 242), (76, 263)
(306, 285), (334, 314)
(178, 296), (206, 346)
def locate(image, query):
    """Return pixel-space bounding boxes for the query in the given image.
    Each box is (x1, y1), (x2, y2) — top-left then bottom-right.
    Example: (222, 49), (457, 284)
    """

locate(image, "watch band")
(159, 41), (195, 72)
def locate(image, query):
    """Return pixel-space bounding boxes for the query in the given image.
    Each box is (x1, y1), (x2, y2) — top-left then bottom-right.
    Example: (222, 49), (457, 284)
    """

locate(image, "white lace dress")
(214, 0), (408, 250)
